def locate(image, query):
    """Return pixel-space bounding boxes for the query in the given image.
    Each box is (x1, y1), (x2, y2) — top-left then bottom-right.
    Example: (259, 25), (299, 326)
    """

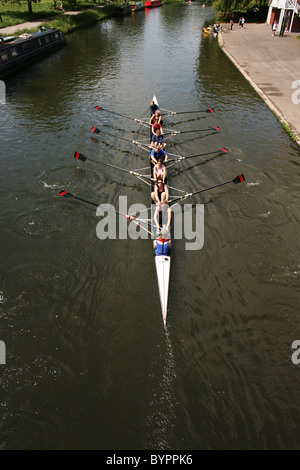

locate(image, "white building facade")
(267, 0), (300, 32)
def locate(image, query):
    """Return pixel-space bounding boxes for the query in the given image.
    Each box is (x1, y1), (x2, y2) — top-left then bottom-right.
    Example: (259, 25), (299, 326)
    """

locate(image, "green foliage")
(0, 0), (108, 27)
(41, 6), (115, 33)
(212, 0), (269, 13)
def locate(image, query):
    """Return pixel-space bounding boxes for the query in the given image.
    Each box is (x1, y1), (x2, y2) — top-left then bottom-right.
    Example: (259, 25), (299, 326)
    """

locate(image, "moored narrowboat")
(145, 0), (162, 8)
(131, 1), (145, 11)
(0, 27), (66, 78)
(114, 3), (132, 16)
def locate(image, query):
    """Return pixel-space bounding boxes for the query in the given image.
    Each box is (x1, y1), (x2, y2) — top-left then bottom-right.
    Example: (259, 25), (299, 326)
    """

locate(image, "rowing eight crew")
(150, 100), (171, 257)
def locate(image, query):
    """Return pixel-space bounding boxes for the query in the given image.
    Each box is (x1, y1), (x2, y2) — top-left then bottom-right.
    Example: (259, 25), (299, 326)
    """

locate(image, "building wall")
(267, 1), (300, 32)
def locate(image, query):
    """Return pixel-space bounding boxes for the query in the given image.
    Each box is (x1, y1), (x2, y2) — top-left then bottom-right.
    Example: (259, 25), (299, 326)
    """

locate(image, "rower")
(150, 128), (166, 150)
(154, 202), (172, 234)
(153, 160), (167, 184)
(150, 146), (168, 165)
(151, 179), (169, 205)
(153, 228), (171, 256)
(150, 110), (164, 135)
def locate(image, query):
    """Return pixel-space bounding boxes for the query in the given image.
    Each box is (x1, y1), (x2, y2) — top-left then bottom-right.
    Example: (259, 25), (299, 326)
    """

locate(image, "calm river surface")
(1, 4), (300, 450)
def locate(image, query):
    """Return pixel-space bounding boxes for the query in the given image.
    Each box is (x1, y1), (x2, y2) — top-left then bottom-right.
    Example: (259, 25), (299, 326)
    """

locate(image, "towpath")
(218, 22), (300, 145)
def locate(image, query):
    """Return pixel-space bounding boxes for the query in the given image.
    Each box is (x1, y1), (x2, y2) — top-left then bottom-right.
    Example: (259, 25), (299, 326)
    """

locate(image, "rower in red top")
(150, 109), (164, 135)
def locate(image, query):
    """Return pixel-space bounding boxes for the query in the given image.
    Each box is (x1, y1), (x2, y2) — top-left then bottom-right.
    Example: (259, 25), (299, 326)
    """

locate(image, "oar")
(171, 174), (245, 205)
(91, 126), (145, 146)
(95, 106), (147, 124)
(59, 190), (153, 235)
(169, 108), (214, 115)
(165, 126), (221, 136)
(167, 148), (228, 163)
(74, 151), (151, 183)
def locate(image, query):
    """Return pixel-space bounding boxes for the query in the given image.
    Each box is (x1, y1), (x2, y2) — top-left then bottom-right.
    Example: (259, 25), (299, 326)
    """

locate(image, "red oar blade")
(59, 190), (73, 198)
(214, 126), (221, 131)
(95, 106), (102, 111)
(91, 126), (100, 134)
(207, 108), (214, 113)
(233, 174), (246, 184)
(221, 148), (228, 153)
(74, 151), (87, 162)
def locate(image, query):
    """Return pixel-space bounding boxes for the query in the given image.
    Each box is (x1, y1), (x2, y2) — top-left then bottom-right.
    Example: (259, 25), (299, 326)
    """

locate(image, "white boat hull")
(155, 255), (171, 326)
(152, 94), (171, 326)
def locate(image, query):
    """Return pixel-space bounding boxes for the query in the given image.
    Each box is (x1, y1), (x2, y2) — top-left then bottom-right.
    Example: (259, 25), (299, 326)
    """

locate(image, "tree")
(212, 0), (270, 12)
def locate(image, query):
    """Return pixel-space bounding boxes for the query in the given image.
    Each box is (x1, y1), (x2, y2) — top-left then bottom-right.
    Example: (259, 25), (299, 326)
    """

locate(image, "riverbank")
(0, 5), (115, 36)
(0, 1), (186, 37)
(218, 22), (300, 146)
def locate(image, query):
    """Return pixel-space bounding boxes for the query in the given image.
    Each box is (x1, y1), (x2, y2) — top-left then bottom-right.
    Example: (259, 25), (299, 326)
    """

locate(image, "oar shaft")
(60, 191), (154, 235)
(72, 195), (98, 208)
(75, 152), (151, 180)
(93, 127), (133, 143)
(170, 109), (214, 115)
(95, 106), (146, 125)
(91, 127), (144, 146)
(95, 106), (137, 122)
(171, 179), (236, 204)
(167, 127), (219, 135)
(191, 179), (233, 197)
(168, 150), (222, 163)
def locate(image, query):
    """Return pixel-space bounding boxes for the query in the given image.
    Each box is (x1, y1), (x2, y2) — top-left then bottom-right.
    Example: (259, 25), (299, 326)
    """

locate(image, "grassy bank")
(40, 5), (116, 34)
(0, 1), (111, 28)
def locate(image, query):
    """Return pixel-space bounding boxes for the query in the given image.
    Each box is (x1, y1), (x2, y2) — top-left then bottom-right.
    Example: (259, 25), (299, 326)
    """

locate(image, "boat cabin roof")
(0, 28), (63, 49)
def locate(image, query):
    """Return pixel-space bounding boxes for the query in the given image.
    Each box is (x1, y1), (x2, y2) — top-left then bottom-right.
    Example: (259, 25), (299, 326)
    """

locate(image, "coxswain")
(150, 99), (159, 116)
(153, 228), (171, 256)
(150, 128), (166, 150)
(153, 160), (167, 184)
(151, 180), (169, 205)
(150, 146), (168, 165)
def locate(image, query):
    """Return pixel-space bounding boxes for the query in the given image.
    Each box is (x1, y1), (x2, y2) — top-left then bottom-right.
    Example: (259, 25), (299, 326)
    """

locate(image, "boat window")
(45, 35), (50, 44)
(54, 33), (59, 40)
(38, 38), (42, 46)
(22, 43), (29, 52)
(1, 51), (9, 61)
(11, 47), (18, 57)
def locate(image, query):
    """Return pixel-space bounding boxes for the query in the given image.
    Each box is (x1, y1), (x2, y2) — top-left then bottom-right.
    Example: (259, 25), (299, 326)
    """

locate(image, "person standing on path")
(272, 20), (277, 36)
(230, 19), (234, 30)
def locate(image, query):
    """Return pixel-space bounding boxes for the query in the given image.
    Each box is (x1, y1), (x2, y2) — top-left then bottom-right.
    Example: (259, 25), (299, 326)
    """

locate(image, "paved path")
(218, 22), (300, 145)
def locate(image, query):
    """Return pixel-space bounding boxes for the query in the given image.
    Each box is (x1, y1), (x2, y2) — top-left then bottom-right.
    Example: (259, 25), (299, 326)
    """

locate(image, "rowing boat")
(151, 95), (171, 327)
(60, 98), (246, 328)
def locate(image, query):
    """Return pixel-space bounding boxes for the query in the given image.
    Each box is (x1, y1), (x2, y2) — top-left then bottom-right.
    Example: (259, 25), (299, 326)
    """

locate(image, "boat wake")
(144, 329), (179, 450)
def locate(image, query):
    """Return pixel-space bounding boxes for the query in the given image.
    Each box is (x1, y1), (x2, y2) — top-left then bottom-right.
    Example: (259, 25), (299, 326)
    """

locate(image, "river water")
(1, 4), (300, 451)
